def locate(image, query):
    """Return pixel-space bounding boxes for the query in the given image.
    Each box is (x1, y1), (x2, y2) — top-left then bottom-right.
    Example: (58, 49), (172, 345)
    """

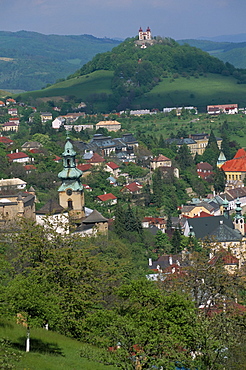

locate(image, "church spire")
(58, 137), (83, 191)
(58, 137), (85, 219)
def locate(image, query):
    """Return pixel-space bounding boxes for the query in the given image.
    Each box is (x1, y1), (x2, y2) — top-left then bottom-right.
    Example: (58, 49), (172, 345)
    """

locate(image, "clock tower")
(58, 137), (85, 221)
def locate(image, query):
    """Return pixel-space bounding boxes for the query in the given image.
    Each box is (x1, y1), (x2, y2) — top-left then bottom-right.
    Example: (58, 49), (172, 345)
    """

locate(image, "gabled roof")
(82, 209), (108, 223)
(36, 199), (65, 215)
(24, 164), (36, 171)
(151, 154), (171, 162)
(86, 152), (105, 164)
(207, 221), (243, 242)
(7, 152), (29, 160)
(209, 251), (239, 266)
(106, 161), (119, 170)
(4, 122), (18, 127)
(96, 120), (121, 126)
(222, 157), (246, 172)
(226, 187), (246, 199)
(124, 182), (142, 193)
(77, 163), (92, 171)
(186, 215), (236, 240)
(234, 148), (246, 159)
(196, 162), (213, 170)
(0, 136), (13, 145)
(183, 211), (213, 219)
(97, 193), (117, 202)
(22, 141), (42, 149)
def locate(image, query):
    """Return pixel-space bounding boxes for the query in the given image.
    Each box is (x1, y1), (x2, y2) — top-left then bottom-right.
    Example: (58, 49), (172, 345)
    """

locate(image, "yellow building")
(221, 148), (246, 183)
(96, 120), (121, 132)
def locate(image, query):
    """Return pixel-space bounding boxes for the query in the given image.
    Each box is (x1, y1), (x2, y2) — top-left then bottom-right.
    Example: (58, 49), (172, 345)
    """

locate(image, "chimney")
(169, 256), (173, 265)
(16, 149), (18, 153)
(148, 258), (152, 266)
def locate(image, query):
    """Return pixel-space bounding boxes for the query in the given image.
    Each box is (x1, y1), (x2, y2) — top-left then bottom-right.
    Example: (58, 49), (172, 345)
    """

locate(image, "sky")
(1, 0), (246, 40)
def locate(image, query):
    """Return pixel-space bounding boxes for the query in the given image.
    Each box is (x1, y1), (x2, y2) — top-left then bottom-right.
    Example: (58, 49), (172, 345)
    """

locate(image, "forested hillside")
(178, 38), (246, 69)
(0, 31), (120, 91)
(16, 36), (246, 112)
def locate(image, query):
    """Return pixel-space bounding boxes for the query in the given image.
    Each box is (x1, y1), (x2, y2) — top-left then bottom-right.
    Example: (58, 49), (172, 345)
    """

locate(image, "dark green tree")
(213, 168), (226, 194)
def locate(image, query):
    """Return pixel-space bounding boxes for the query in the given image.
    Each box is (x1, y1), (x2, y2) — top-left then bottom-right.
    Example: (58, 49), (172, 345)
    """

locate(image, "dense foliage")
(0, 220), (245, 369)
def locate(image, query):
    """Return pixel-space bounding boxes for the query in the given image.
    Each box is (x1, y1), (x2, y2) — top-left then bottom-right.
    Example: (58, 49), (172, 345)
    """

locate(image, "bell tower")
(58, 137), (85, 221)
(233, 197), (244, 234)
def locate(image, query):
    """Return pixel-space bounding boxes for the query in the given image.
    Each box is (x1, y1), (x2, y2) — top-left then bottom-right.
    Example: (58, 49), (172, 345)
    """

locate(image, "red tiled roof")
(86, 152), (105, 164)
(24, 164), (36, 170)
(53, 155), (62, 162)
(209, 252), (239, 266)
(82, 184), (92, 190)
(0, 136), (13, 144)
(106, 161), (119, 170)
(124, 182), (142, 193)
(183, 211), (213, 219)
(143, 216), (166, 225)
(7, 152), (29, 160)
(4, 122), (18, 127)
(9, 117), (19, 121)
(197, 172), (214, 180)
(152, 154), (171, 162)
(29, 148), (42, 154)
(97, 193), (117, 202)
(77, 163), (92, 171)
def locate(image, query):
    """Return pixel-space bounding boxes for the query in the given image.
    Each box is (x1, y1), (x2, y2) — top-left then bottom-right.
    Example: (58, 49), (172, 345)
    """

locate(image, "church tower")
(233, 197), (244, 234)
(58, 137), (85, 221)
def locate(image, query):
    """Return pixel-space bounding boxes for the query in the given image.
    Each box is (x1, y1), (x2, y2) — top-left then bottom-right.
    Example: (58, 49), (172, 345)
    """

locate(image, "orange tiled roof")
(106, 161), (119, 170)
(234, 148), (246, 159)
(221, 157), (246, 172)
(97, 193), (117, 202)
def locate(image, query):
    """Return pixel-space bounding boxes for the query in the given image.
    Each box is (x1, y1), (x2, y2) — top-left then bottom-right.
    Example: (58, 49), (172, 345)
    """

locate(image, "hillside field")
(133, 74), (246, 111)
(0, 318), (117, 370)
(20, 70), (114, 102)
(17, 71), (246, 114)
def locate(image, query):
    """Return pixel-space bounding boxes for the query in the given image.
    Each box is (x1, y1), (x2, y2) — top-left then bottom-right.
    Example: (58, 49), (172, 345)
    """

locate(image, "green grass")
(20, 70), (114, 100)
(16, 71), (246, 114)
(0, 318), (117, 370)
(134, 74), (246, 111)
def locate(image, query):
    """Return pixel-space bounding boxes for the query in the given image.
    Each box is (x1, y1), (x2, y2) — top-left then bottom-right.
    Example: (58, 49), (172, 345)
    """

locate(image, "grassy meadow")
(20, 70), (114, 101)
(0, 318), (117, 370)
(17, 71), (246, 115)
(133, 74), (246, 111)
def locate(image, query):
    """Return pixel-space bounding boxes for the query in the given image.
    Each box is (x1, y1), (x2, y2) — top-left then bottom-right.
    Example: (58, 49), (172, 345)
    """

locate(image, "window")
(68, 200), (73, 210)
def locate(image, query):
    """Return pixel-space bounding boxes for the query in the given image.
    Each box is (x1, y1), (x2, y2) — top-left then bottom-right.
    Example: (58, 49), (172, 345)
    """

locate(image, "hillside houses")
(196, 162), (213, 181)
(74, 133), (138, 159)
(7, 150), (30, 163)
(207, 104), (238, 115)
(166, 133), (222, 157)
(150, 154), (179, 178)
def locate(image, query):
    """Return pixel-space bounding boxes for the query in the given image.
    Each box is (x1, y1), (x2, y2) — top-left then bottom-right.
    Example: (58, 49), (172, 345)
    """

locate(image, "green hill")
(0, 31), (120, 91)
(178, 39), (246, 69)
(0, 318), (117, 370)
(17, 37), (246, 112)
